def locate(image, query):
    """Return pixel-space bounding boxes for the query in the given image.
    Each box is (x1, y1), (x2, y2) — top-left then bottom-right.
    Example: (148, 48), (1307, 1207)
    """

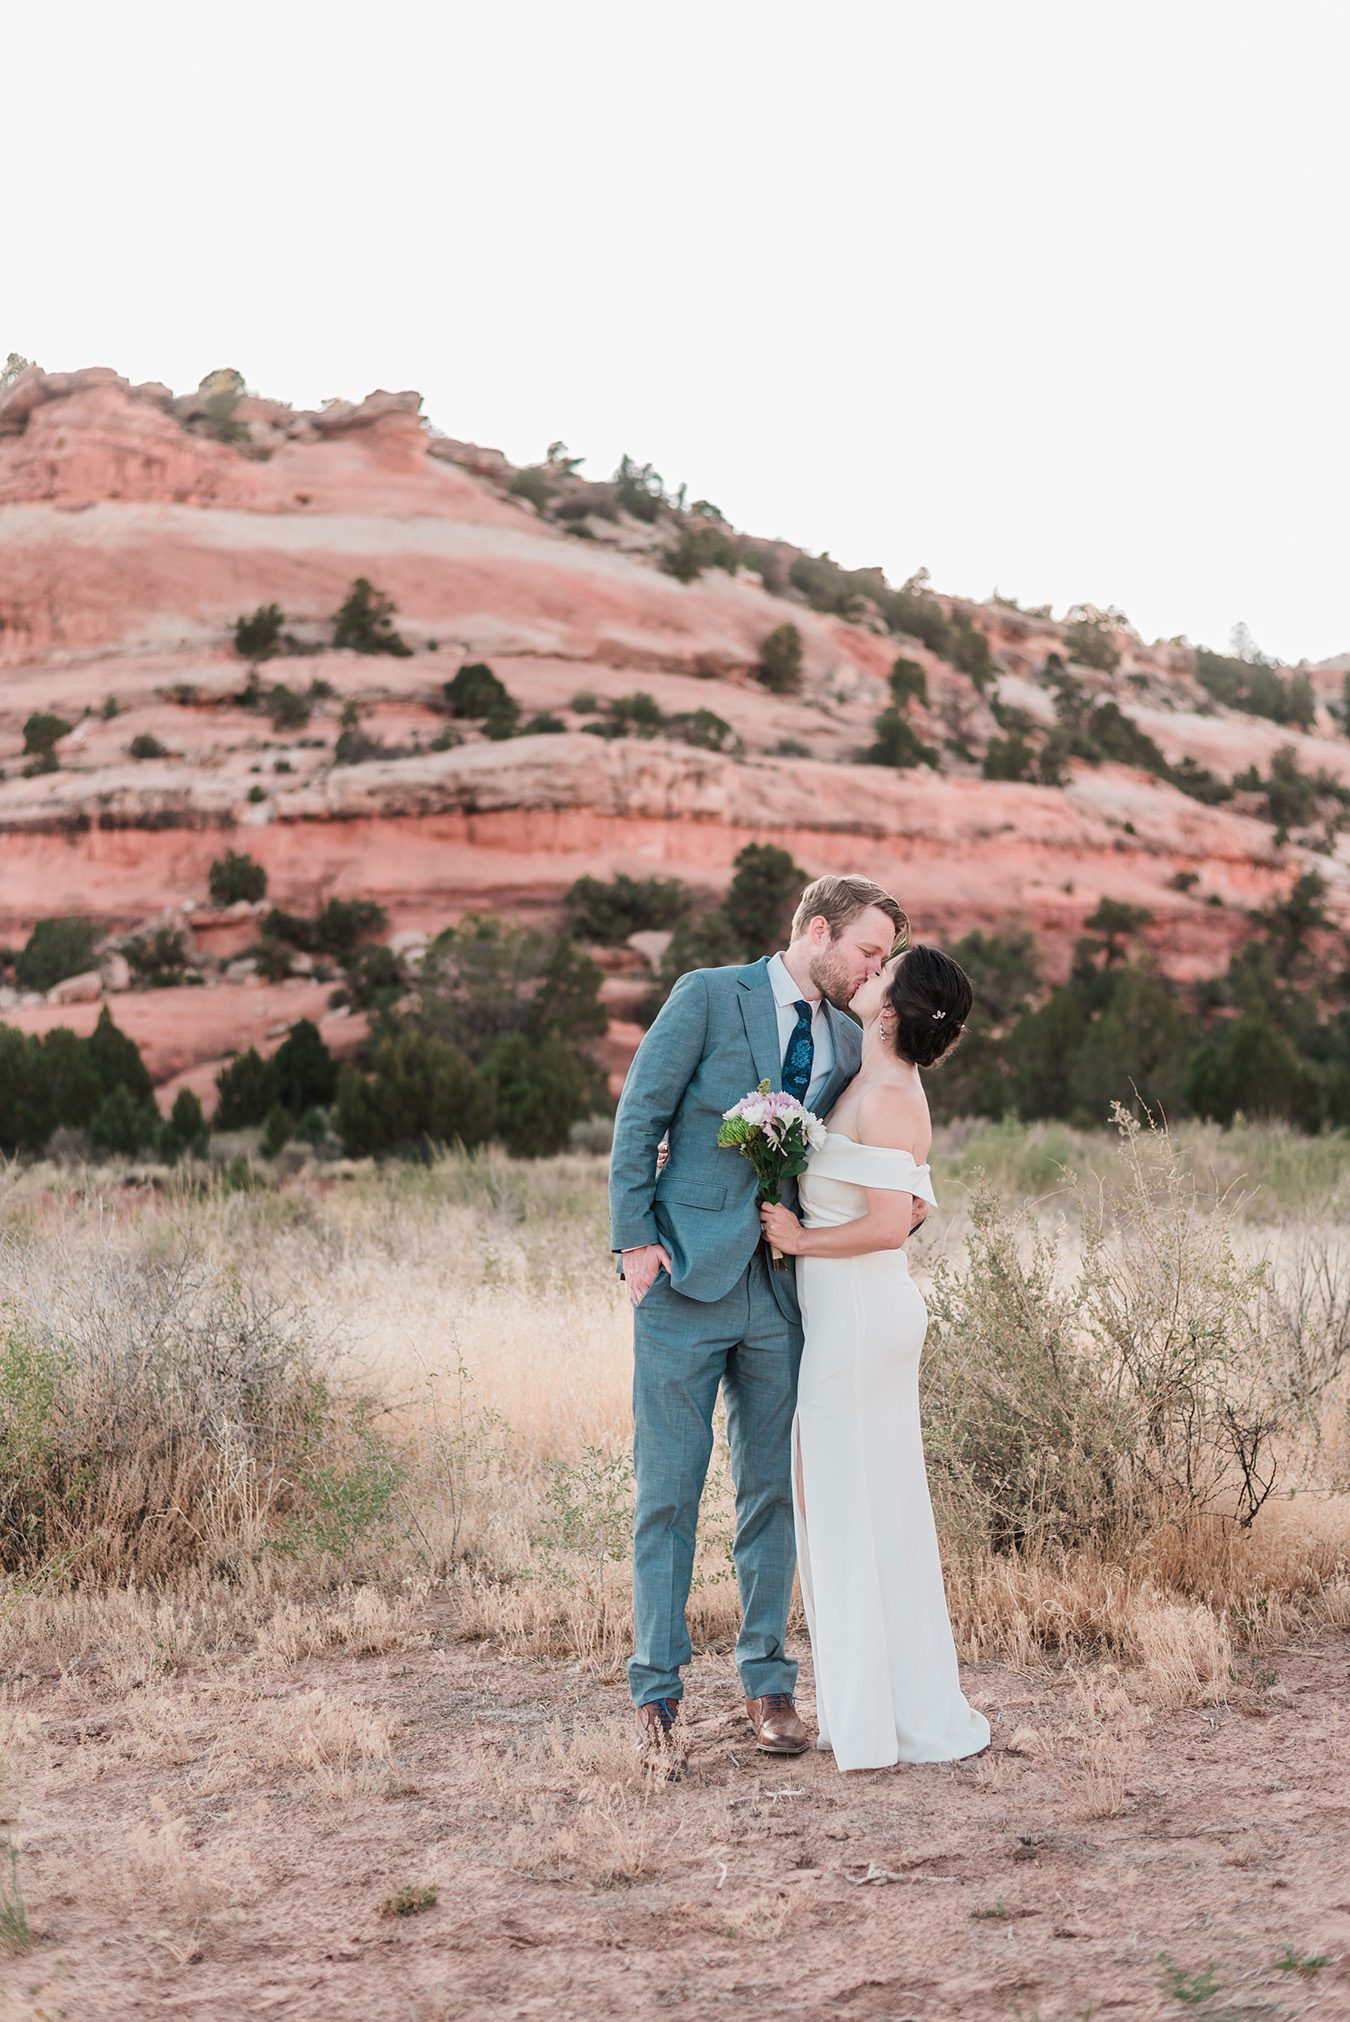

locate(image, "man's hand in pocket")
(622, 1243), (673, 1306)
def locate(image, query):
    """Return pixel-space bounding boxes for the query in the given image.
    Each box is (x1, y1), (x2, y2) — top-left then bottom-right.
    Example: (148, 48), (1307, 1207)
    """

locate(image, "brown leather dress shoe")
(636, 1696), (684, 1775)
(744, 1692), (810, 1754)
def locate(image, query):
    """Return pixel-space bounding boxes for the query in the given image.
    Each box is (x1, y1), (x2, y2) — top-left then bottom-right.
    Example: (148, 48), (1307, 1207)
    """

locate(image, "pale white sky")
(6, 1), (1348, 662)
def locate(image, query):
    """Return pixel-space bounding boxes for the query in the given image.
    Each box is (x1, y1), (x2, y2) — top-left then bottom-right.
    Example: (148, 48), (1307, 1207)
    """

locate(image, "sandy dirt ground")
(3, 1602), (1349, 2022)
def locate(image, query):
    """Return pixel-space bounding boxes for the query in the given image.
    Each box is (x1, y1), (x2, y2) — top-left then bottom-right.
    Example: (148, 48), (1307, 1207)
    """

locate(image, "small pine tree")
(756, 623), (804, 696)
(487, 1030), (598, 1157)
(260, 1103), (294, 1158)
(15, 916), (98, 994)
(234, 603), (285, 660)
(865, 709), (939, 770)
(87, 1005), (155, 1103)
(22, 712), (72, 758)
(443, 662), (514, 719)
(271, 1019), (338, 1113)
(333, 578), (413, 657)
(168, 1086), (208, 1157)
(333, 1034), (495, 1157)
(214, 1046), (276, 1129)
(208, 850), (268, 906)
(89, 1083), (158, 1156)
(724, 844), (809, 961)
(888, 656), (929, 709)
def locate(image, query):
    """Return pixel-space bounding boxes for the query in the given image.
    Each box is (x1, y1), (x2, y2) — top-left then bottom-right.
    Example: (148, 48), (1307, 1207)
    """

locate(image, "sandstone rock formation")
(2, 362), (1347, 1098)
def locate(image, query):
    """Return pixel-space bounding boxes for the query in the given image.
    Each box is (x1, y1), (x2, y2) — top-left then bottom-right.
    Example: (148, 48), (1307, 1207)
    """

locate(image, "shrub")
(982, 734), (1036, 782)
(884, 576), (952, 657)
(333, 1034), (494, 1157)
(613, 454), (668, 522)
(15, 916), (98, 994)
(270, 1019), (338, 1114)
(950, 615), (995, 689)
(197, 367), (249, 446)
(564, 873), (693, 944)
(1064, 605), (1122, 674)
(87, 1005), (154, 1104)
(756, 623), (804, 695)
(482, 697), (522, 740)
(1186, 1014), (1323, 1130)
(520, 711), (567, 735)
(214, 1046), (276, 1129)
(128, 733), (168, 760)
(665, 708), (735, 752)
(267, 683), (312, 732)
(723, 842), (810, 960)
(1170, 756), (1233, 805)
(208, 850), (268, 906)
(888, 656), (928, 709)
(160, 1087), (208, 1160)
(337, 942), (404, 1013)
(124, 926), (192, 988)
(1195, 649), (1316, 730)
(88, 1083), (159, 1157)
(925, 1112), (1280, 1559)
(334, 726), (385, 765)
(415, 915), (606, 1063)
(333, 578), (413, 657)
(443, 662), (515, 724)
(639, 908), (745, 1024)
(260, 1103), (294, 1159)
(0, 1233), (326, 1578)
(1084, 701), (1169, 775)
(661, 524), (738, 582)
(314, 897), (387, 955)
(1261, 745), (1320, 830)
(22, 712), (72, 759)
(487, 1030), (600, 1156)
(865, 708), (939, 769)
(234, 603), (284, 660)
(509, 465), (555, 511)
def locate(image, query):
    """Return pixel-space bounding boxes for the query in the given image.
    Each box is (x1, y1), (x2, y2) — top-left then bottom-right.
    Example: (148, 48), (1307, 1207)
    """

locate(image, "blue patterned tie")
(782, 1000), (815, 1104)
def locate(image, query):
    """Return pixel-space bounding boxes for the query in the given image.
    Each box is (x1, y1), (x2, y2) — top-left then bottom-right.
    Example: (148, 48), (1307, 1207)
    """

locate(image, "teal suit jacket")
(608, 958), (862, 1313)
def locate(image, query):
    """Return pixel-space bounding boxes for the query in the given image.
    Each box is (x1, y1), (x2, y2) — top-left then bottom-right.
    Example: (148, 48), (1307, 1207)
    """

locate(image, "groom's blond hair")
(791, 875), (909, 954)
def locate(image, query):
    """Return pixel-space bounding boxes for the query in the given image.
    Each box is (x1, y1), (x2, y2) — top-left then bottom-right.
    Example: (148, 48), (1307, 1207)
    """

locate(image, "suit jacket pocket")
(658, 1182), (728, 1212)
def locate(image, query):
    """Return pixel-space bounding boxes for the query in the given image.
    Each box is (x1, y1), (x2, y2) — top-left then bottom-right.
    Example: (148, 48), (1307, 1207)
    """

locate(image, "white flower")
(805, 1117), (828, 1149)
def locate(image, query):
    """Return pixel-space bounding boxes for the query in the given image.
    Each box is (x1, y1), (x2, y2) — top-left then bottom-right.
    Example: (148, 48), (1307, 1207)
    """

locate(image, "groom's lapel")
(737, 960), (781, 1090)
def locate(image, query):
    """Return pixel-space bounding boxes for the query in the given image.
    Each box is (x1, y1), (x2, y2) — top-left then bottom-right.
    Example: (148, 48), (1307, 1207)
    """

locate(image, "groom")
(609, 874), (910, 1767)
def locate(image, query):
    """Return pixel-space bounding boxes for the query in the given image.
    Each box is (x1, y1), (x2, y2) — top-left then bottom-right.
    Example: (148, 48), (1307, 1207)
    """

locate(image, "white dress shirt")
(766, 951), (835, 1115)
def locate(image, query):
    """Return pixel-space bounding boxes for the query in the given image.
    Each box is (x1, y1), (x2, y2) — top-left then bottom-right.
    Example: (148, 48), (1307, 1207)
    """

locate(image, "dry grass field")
(1, 1118), (1349, 2020)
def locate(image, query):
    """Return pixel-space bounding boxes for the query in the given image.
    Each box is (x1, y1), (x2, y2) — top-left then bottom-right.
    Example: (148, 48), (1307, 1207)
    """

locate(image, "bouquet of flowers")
(717, 1079), (828, 1270)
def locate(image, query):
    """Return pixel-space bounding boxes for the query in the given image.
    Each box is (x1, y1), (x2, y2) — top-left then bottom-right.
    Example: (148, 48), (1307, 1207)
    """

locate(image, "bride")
(759, 943), (990, 1773)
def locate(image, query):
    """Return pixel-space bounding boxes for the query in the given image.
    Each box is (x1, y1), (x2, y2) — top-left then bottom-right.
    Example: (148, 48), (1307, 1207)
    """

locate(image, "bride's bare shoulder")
(855, 1081), (931, 1160)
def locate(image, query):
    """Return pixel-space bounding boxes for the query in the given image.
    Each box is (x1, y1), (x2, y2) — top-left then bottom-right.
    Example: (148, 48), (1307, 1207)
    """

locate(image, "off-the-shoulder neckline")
(823, 1130), (930, 1164)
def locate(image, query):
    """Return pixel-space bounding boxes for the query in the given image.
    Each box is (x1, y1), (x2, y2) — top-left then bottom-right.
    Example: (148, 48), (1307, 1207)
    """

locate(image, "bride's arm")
(759, 1085), (929, 1259)
(762, 1189), (911, 1258)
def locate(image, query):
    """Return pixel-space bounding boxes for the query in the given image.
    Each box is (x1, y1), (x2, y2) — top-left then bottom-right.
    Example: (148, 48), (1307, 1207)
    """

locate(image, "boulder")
(627, 930), (674, 971)
(48, 970), (103, 1005)
(101, 951), (133, 992)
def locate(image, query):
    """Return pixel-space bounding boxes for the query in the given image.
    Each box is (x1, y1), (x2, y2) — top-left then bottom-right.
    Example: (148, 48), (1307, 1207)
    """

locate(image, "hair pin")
(931, 1009), (946, 1020)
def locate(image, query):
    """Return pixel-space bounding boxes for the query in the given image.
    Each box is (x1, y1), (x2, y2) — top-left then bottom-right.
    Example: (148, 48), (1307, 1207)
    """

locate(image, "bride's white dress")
(793, 1131), (990, 1771)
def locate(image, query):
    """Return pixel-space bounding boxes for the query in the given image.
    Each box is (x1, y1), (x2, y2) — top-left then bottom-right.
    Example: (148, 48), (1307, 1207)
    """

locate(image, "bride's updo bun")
(884, 945), (973, 1069)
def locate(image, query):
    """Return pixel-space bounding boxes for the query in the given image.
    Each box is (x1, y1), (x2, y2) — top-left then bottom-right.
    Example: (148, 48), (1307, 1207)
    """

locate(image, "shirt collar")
(767, 951), (821, 1014)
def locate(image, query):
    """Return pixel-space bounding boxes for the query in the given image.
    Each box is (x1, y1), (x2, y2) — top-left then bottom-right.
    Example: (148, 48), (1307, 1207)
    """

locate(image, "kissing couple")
(609, 873), (989, 1774)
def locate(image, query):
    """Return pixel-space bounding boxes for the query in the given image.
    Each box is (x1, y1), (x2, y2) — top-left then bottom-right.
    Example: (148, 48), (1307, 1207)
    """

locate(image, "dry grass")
(0, 1128), (1346, 1720)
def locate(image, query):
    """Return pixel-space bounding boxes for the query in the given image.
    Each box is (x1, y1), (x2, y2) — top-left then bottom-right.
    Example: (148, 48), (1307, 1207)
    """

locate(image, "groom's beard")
(809, 943), (860, 1012)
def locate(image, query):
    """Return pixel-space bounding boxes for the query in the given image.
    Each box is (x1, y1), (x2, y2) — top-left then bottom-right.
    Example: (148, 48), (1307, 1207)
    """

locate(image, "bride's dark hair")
(884, 945), (973, 1069)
